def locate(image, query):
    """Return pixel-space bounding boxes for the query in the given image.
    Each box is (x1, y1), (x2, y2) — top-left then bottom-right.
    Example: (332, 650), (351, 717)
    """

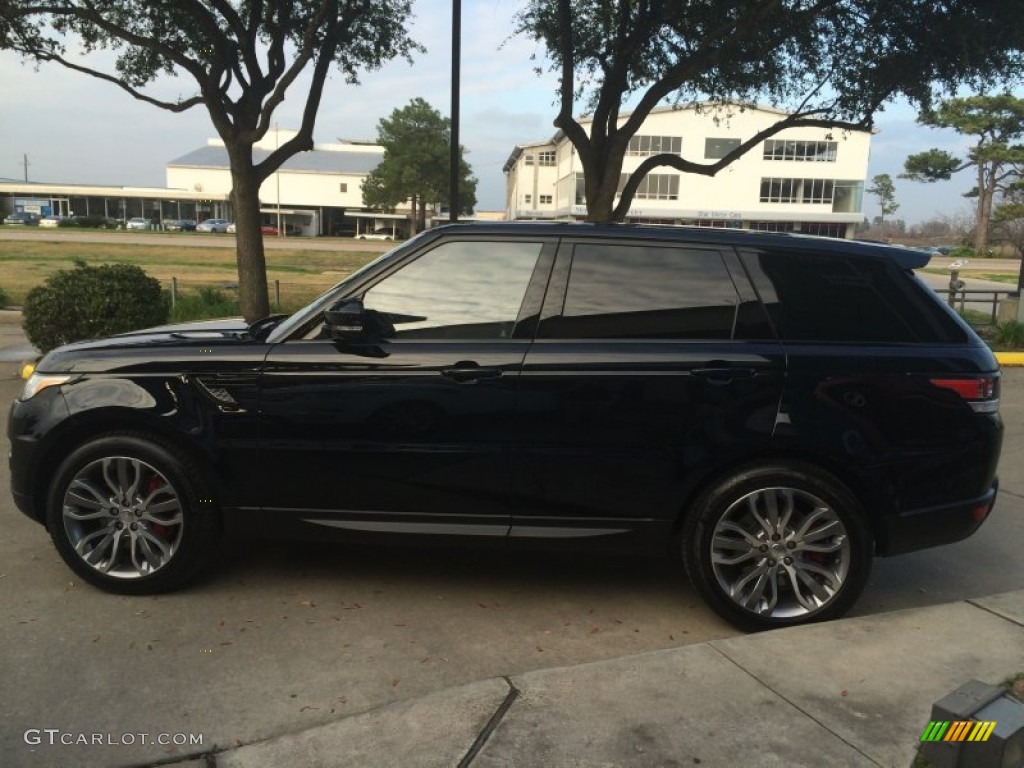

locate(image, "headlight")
(19, 372), (71, 401)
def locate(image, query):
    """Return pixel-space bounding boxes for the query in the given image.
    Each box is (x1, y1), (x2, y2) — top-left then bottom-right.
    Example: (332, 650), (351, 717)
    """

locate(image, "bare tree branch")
(8, 46), (203, 112)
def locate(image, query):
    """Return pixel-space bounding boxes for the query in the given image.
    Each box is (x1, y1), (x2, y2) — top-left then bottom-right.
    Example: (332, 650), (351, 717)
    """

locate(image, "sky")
(0, 0), (1018, 223)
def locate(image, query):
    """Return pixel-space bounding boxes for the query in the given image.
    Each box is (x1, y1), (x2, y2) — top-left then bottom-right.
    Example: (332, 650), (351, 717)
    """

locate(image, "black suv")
(7, 224), (1002, 630)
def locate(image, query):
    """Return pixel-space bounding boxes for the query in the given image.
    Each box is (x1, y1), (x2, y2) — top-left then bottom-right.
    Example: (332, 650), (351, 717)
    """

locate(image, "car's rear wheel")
(682, 463), (872, 631)
(46, 435), (221, 594)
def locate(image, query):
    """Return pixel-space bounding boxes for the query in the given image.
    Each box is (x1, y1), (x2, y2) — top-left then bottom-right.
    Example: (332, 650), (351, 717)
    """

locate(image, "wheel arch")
(30, 408), (229, 525)
(670, 448), (883, 552)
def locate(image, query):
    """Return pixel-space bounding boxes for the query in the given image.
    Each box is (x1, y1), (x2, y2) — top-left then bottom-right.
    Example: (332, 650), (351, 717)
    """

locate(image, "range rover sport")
(8, 223), (1002, 631)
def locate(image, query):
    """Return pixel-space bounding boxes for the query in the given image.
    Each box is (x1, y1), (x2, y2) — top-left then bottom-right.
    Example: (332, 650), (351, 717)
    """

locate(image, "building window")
(339, 183), (348, 193)
(694, 219), (740, 229)
(626, 135), (682, 156)
(539, 194), (553, 204)
(524, 154), (535, 165)
(749, 221), (796, 233)
(799, 223), (846, 238)
(538, 151), (556, 166)
(760, 178), (835, 204)
(832, 181), (864, 213)
(763, 140), (838, 162)
(524, 194), (533, 204)
(619, 173), (679, 200)
(704, 138), (741, 159)
(575, 174), (586, 205)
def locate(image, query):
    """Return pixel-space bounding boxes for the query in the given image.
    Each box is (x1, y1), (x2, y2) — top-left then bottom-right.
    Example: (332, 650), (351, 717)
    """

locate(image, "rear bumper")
(880, 479), (999, 555)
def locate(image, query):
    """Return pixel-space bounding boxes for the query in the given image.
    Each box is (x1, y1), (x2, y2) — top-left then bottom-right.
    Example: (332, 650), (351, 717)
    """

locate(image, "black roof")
(427, 222), (931, 269)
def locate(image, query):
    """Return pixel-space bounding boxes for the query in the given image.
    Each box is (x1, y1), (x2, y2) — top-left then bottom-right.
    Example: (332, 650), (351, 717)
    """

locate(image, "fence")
(935, 288), (1018, 327)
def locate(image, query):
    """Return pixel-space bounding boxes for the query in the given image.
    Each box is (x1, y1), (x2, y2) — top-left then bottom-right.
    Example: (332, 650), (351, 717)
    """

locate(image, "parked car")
(38, 216), (68, 228)
(69, 215), (118, 229)
(4, 211), (40, 225)
(197, 218), (230, 233)
(226, 222), (236, 234)
(8, 223), (1003, 631)
(357, 228), (395, 240)
(262, 223), (302, 236)
(224, 222), (298, 235)
(164, 219), (197, 232)
(126, 217), (152, 231)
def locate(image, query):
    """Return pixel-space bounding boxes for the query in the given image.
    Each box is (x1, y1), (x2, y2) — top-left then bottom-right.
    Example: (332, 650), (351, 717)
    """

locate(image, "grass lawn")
(0, 240), (379, 309)
(918, 267), (1020, 284)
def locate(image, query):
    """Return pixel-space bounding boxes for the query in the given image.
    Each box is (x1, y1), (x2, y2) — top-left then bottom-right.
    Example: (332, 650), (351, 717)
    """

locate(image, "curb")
(996, 352), (1024, 367)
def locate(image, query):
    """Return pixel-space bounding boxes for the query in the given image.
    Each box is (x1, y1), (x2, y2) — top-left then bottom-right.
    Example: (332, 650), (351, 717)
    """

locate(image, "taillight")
(929, 376), (999, 413)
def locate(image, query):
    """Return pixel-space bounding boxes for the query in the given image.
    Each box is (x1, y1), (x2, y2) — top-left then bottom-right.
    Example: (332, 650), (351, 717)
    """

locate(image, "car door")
(258, 235), (556, 538)
(508, 237), (785, 545)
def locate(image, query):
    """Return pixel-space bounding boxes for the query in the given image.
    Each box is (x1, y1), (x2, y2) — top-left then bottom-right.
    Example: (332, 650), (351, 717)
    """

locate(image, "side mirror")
(325, 298), (369, 340)
(324, 298), (395, 341)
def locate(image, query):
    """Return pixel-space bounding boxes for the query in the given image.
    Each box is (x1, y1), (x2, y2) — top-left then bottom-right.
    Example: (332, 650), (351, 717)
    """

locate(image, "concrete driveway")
(2, 370), (1023, 768)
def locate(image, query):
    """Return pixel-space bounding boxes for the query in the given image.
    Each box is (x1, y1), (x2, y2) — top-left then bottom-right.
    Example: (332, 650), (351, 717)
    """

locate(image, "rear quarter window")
(738, 248), (968, 344)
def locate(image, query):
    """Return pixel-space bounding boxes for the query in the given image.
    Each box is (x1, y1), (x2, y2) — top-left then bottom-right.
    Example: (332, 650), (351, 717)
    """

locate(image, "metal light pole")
(275, 124), (282, 235)
(450, 0), (461, 224)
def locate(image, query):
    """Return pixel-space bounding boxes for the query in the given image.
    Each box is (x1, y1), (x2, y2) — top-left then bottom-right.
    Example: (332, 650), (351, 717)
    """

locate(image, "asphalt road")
(2, 370), (1023, 768)
(0, 227), (393, 253)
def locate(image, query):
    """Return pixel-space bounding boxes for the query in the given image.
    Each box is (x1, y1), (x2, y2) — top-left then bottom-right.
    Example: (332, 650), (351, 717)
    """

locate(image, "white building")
(0, 129), (420, 237)
(504, 103), (872, 238)
(166, 129), (397, 236)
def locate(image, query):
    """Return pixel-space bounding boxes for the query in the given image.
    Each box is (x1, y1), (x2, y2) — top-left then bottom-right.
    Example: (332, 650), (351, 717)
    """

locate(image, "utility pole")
(22, 154), (29, 182)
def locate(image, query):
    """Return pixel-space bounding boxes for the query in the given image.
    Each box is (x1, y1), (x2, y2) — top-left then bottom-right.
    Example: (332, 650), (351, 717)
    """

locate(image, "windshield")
(266, 232), (432, 343)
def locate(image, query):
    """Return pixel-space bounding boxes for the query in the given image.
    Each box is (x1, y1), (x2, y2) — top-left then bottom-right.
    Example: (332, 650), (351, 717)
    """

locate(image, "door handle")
(691, 367), (757, 384)
(441, 364), (503, 383)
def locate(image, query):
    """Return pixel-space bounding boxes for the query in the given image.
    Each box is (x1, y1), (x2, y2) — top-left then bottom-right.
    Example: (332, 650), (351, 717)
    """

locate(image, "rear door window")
(539, 243), (742, 339)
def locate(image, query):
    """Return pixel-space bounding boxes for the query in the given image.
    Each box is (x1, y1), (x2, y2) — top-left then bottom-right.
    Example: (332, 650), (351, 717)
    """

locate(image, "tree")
(993, 177), (1024, 290)
(1, 1), (419, 321)
(513, 0), (1024, 223)
(901, 95), (1024, 256)
(361, 98), (477, 234)
(867, 173), (899, 221)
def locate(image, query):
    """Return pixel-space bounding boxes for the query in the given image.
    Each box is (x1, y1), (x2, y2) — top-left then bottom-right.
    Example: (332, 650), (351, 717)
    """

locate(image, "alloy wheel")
(709, 486), (851, 619)
(61, 456), (184, 579)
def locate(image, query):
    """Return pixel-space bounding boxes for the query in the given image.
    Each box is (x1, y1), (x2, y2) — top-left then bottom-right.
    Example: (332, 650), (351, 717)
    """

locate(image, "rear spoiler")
(873, 245), (931, 270)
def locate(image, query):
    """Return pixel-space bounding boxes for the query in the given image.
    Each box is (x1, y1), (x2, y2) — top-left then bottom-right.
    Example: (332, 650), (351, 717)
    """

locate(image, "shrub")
(170, 285), (241, 322)
(994, 319), (1024, 349)
(948, 246), (975, 260)
(23, 262), (168, 353)
(0, 286), (9, 309)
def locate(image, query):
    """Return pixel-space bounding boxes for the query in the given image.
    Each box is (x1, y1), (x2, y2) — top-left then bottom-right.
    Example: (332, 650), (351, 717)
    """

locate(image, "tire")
(681, 462), (872, 632)
(45, 434), (221, 594)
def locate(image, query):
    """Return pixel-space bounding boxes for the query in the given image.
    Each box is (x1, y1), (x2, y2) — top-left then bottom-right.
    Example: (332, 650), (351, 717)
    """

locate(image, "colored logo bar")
(920, 721), (997, 742)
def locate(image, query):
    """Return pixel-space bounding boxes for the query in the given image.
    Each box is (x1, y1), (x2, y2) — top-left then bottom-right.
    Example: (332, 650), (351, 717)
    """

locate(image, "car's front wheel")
(46, 435), (221, 594)
(682, 463), (872, 631)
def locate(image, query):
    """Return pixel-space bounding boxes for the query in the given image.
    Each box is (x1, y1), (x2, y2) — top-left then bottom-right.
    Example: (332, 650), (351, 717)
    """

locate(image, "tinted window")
(740, 248), (968, 343)
(540, 244), (739, 339)
(364, 240), (543, 339)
